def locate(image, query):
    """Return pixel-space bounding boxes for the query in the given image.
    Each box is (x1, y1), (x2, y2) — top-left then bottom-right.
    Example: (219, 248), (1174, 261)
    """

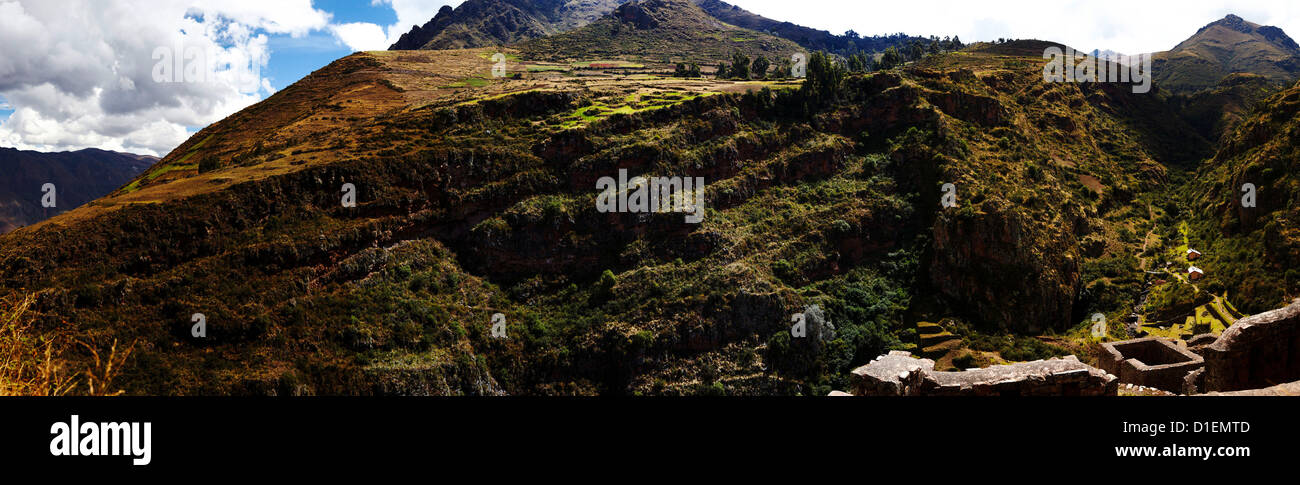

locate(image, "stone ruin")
(1098, 337), (1203, 393)
(842, 351), (1118, 396)
(1201, 298), (1300, 392)
(1095, 298), (1300, 394)
(834, 299), (1300, 396)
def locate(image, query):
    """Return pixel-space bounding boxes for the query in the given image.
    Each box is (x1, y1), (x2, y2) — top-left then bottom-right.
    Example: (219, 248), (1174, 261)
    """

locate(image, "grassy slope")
(0, 40), (1258, 395)
(1187, 82), (1300, 314)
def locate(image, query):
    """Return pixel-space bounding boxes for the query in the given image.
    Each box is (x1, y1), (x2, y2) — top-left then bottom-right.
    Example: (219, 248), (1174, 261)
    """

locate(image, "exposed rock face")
(930, 206), (1081, 333)
(1202, 298), (1300, 391)
(1099, 337), (1204, 393)
(388, 0), (629, 50)
(850, 351), (933, 396)
(613, 0), (661, 29)
(847, 351), (1117, 396)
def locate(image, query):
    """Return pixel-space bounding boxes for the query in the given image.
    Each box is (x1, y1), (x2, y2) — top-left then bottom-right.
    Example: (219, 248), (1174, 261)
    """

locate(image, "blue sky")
(241, 1), (396, 92)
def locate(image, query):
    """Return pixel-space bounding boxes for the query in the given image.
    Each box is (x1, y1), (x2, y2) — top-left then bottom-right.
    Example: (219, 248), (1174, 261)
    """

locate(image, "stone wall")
(847, 351), (1117, 396)
(1099, 337), (1204, 393)
(1202, 298), (1300, 392)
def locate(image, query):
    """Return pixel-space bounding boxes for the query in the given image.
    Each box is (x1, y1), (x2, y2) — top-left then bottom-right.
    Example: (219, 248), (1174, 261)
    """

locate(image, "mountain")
(389, 0), (631, 50)
(1154, 14), (1300, 93)
(0, 147), (154, 234)
(389, 0), (938, 58)
(692, 0), (936, 56)
(1167, 72), (1277, 142)
(0, 33), (1215, 395)
(517, 0), (800, 62)
(1187, 81), (1300, 314)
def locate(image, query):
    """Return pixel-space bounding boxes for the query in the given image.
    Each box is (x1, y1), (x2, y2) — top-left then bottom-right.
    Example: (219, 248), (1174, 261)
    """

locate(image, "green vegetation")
(9, 17), (1300, 397)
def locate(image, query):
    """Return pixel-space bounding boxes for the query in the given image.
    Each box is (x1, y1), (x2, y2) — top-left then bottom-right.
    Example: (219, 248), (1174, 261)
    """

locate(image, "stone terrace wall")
(1203, 299), (1300, 392)
(848, 351), (1117, 396)
(1099, 337), (1204, 393)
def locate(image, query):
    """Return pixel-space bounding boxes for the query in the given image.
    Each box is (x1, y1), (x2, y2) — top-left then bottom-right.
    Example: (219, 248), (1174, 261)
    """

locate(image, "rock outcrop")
(846, 351), (1117, 396)
(1202, 298), (1300, 391)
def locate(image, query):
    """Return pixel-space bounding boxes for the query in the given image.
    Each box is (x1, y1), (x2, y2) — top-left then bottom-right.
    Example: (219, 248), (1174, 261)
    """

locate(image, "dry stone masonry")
(835, 299), (1300, 396)
(1099, 337), (1203, 393)
(1202, 298), (1300, 392)
(844, 351), (1117, 396)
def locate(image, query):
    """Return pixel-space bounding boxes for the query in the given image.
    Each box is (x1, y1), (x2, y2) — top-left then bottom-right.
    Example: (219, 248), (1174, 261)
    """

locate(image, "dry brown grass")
(1, 293), (134, 396)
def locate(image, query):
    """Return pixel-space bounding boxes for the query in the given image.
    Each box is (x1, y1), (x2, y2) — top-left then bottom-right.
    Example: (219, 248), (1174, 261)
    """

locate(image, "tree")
(878, 47), (903, 70)
(773, 57), (792, 79)
(848, 53), (868, 73)
(674, 62), (701, 78)
(716, 62), (730, 79)
(730, 51), (751, 79)
(951, 36), (963, 49)
(908, 41), (925, 61)
(802, 51), (846, 102)
(751, 55), (770, 79)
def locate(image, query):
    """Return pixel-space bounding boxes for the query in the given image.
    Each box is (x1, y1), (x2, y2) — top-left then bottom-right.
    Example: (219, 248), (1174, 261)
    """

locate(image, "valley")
(2, 3), (1299, 397)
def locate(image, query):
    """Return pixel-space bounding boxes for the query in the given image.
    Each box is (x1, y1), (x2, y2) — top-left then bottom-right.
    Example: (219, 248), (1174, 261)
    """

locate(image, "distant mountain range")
(0, 147), (154, 233)
(1154, 14), (1300, 93)
(390, 0), (936, 57)
(517, 0), (799, 62)
(389, 0), (630, 50)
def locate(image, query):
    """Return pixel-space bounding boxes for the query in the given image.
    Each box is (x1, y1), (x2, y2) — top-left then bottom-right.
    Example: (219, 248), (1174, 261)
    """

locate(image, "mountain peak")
(1155, 14), (1300, 93)
(389, 0), (630, 50)
(1187, 13), (1299, 52)
(1210, 14), (1248, 29)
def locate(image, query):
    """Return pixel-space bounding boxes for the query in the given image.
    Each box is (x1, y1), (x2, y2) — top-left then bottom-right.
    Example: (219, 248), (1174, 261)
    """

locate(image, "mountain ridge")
(1154, 14), (1300, 93)
(0, 147), (154, 234)
(516, 0), (801, 62)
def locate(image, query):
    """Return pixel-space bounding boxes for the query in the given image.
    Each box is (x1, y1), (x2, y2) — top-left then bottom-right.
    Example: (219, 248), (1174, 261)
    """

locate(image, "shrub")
(952, 351), (978, 369)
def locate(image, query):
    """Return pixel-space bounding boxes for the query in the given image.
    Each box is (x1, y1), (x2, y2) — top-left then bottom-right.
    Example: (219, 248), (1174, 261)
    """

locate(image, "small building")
(1187, 249), (1202, 261)
(1188, 266), (1204, 281)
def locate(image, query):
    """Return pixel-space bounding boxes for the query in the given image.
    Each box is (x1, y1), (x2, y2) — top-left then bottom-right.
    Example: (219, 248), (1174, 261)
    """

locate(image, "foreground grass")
(0, 294), (133, 396)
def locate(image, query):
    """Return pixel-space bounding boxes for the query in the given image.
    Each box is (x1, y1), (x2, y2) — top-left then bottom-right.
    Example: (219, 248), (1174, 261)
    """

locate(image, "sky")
(2, 0), (1299, 156)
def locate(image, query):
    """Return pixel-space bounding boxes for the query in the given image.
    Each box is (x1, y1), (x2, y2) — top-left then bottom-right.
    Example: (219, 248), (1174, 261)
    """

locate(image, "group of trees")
(807, 30), (964, 58)
(703, 32), (962, 82)
(672, 62), (702, 78)
(716, 52), (774, 80)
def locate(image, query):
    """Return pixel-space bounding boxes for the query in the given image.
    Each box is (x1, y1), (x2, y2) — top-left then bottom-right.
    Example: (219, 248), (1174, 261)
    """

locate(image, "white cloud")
(331, 22), (392, 52)
(333, 0), (459, 52)
(0, 0), (331, 156)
